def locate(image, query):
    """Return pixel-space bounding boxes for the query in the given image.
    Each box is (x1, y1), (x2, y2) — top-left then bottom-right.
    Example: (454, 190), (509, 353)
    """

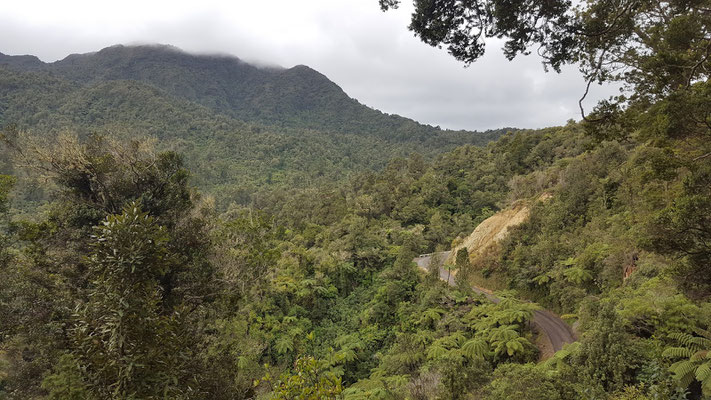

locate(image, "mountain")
(1, 44), (488, 140)
(0, 53), (44, 71)
(0, 45), (507, 206)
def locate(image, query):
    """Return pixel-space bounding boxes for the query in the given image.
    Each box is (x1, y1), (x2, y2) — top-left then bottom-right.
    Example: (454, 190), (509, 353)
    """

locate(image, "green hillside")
(0, 46), (505, 207)
(1, 44), (494, 139)
(2, 2), (711, 395)
(3, 119), (710, 399)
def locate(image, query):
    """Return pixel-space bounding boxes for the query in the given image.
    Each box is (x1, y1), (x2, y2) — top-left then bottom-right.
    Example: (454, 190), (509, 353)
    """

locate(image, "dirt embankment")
(447, 200), (531, 265)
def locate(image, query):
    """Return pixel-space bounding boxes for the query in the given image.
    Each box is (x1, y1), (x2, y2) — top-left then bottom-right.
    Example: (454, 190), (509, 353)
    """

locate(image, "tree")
(264, 357), (343, 400)
(68, 202), (196, 399)
(0, 174), (14, 265)
(454, 248), (472, 289)
(444, 263), (455, 285)
(381, 0), (711, 141)
(41, 354), (88, 400)
(9, 133), (193, 222)
(644, 163), (711, 289)
(1, 135), (216, 397)
(483, 363), (562, 400)
(0, 175), (17, 393)
(663, 329), (711, 397)
(609, 385), (654, 400)
(572, 303), (640, 392)
(366, 245), (420, 325)
(0, 175), (13, 215)
(488, 324), (529, 358)
(212, 209), (281, 302)
(427, 251), (443, 283)
(23, 133), (214, 307)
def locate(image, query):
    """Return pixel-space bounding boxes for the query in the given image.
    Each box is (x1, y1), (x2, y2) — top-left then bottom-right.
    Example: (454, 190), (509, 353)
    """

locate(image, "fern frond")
(417, 308), (445, 326)
(412, 331), (435, 347)
(695, 362), (711, 382)
(670, 360), (696, 388)
(426, 344), (448, 360)
(662, 347), (695, 359)
(489, 325), (519, 342)
(506, 338), (525, 356)
(691, 350), (709, 362)
(670, 332), (699, 349)
(461, 338), (489, 360)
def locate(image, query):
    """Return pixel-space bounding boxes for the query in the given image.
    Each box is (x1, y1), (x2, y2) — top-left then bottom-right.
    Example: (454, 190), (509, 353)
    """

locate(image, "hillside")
(0, 44), (490, 140)
(0, 45), (505, 207)
(4, 0), (711, 398)
(4, 120), (709, 399)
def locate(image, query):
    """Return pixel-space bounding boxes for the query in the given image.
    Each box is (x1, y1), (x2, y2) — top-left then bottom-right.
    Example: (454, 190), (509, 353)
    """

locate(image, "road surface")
(413, 251), (576, 352)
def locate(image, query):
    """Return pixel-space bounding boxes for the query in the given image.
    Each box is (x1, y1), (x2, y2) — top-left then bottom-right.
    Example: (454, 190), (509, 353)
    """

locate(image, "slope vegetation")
(0, 45), (505, 206)
(1, 44), (498, 141)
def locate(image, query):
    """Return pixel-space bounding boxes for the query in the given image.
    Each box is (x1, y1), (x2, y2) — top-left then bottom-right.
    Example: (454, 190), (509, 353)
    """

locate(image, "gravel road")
(414, 251), (576, 352)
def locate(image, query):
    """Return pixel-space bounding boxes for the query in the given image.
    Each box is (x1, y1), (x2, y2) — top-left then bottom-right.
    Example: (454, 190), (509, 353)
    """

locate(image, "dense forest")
(0, 46), (505, 208)
(2, 0), (711, 399)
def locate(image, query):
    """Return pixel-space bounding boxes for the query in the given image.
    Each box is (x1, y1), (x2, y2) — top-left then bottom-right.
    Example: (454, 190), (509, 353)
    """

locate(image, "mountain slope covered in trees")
(0, 44), (497, 139)
(0, 45), (505, 207)
(3, 0), (711, 395)
(2, 120), (710, 399)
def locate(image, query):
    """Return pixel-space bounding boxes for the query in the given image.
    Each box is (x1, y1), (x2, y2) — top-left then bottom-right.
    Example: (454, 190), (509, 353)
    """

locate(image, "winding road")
(414, 251), (576, 353)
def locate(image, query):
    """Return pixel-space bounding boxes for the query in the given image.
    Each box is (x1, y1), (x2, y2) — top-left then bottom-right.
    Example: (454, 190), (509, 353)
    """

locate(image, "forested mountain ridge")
(0, 44), (473, 139)
(0, 45), (505, 207)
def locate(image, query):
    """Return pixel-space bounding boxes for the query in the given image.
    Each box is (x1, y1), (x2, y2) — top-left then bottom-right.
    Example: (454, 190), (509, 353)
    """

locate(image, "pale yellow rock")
(446, 202), (528, 264)
(447, 193), (552, 265)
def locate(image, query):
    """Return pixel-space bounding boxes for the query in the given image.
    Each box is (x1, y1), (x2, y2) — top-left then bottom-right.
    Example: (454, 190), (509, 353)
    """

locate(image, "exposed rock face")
(623, 252), (639, 282)
(447, 200), (530, 265)
(447, 194), (553, 265)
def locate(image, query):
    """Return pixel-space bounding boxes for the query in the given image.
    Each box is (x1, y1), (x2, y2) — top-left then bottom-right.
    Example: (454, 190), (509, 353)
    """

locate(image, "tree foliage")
(64, 202), (196, 399)
(663, 329), (711, 396)
(379, 0), (576, 70)
(264, 357), (343, 400)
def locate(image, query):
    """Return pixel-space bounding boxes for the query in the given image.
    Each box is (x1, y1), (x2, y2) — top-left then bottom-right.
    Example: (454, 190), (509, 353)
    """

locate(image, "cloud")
(0, 0), (618, 130)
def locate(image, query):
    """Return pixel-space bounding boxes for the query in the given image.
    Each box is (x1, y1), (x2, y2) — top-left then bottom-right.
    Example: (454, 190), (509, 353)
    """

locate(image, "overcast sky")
(0, 0), (617, 131)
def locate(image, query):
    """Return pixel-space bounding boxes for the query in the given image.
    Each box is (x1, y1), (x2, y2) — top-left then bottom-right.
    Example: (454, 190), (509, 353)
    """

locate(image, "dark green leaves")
(383, 0), (577, 70)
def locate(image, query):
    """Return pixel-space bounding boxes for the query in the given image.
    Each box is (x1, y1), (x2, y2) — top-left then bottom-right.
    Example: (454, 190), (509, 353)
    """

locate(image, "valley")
(2, 1), (711, 397)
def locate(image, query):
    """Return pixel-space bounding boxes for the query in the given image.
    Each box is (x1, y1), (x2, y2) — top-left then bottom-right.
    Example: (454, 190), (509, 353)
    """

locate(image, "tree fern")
(412, 330), (435, 347)
(499, 309), (532, 325)
(461, 338), (490, 360)
(488, 325), (520, 343)
(336, 348), (358, 363)
(663, 330), (711, 396)
(563, 267), (593, 285)
(532, 273), (552, 286)
(274, 336), (294, 355)
(436, 332), (466, 349)
(426, 344), (449, 360)
(416, 308), (445, 327)
(281, 315), (298, 324)
(503, 338), (527, 356)
(488, 325), (530, 357)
